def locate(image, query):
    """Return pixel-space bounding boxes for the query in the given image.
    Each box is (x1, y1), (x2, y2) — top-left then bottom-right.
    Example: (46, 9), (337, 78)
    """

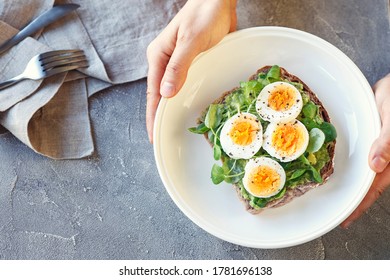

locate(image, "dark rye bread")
(205, 66), (336, 214)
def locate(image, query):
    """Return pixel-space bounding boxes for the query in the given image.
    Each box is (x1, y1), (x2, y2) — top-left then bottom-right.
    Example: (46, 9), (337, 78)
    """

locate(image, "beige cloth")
(0, 0), (185, 159)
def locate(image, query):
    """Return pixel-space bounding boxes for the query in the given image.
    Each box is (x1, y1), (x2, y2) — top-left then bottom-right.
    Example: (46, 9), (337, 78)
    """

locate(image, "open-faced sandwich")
(189, 65), (337, 214)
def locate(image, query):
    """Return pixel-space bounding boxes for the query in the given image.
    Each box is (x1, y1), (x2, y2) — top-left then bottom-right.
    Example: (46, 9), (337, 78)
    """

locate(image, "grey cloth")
(0, 0), (185, 159)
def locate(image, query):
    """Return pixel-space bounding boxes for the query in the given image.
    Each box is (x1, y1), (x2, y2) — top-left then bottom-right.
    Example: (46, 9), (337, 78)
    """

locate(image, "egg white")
(263, 120), (309, 162)
(242, 157), (286, 198)
(256, 81), (303, 123)
(220, 112), (263, 159)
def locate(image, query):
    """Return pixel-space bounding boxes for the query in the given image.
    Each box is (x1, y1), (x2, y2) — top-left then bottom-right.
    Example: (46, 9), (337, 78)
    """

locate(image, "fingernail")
(160, 82), (175, 98)
(372, 156), (388, 173)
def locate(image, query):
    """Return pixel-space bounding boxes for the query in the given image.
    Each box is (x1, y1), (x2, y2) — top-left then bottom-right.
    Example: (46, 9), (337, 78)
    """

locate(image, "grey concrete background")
(0, 0), (389, 260)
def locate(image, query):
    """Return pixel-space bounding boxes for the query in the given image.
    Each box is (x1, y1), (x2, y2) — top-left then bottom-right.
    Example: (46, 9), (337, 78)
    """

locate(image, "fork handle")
(0, 75), (25, 90)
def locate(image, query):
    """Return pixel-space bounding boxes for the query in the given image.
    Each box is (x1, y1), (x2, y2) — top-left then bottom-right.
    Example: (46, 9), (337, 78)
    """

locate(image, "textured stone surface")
(0, 0), (389, 260)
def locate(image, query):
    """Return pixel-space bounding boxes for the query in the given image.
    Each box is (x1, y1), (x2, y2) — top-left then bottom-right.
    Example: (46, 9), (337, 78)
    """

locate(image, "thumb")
(369, 77), (390, 173)
(160, 38), (201, 98)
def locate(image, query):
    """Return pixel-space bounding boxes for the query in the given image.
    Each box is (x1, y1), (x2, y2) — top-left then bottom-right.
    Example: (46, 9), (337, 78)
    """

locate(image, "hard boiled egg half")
(220, 112), (263, 159)
(263, 120), (309, 162)
(243, 157), (286, 198)
(256, 81), (303, 123)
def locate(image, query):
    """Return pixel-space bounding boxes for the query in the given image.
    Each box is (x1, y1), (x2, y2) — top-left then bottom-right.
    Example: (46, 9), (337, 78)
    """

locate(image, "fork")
(0, 49), (89, 90)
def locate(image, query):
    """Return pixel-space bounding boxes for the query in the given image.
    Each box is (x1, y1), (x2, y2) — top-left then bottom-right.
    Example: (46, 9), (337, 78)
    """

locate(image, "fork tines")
(38, 49), (89, 75)
(39, 49), (84, 60)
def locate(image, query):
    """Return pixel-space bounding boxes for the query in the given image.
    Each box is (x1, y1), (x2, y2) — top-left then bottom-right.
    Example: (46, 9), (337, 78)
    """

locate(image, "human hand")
(341, 74), (390, 228)
(146, 0), (237, 142)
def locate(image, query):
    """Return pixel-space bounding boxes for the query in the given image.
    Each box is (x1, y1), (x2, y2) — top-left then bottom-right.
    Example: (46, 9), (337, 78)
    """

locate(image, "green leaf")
(211, 164), (225, 184)
(207, 130), (215, 144)
(319, 122), (337, 142)
(306, 128), (326, 153)
(258, 65), (281, 87)
(224, 174), (239, 184)
(241, 80), (263, 100)
(290, 169), (306, 180)
(266, 65), (281, 82)
(229, 92), (247, 110)
(213, 144), (221, 161)
(310, 166), (323, 183)
(302, 102), (318, 119)
(204, 104), (222, 129)
(251, 197), (269, 208)
(221, 158), (246, 184)
(188, 123), (209, 134)
(299, 155), (311, 165)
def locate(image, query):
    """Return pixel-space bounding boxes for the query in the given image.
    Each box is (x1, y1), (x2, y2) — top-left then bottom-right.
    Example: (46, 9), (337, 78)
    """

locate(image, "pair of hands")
(146, 0), (389, 228)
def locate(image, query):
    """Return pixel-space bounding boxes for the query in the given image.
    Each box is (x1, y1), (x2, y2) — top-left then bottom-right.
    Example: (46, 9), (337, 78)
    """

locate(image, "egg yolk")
(247, 166), (281, 196)
(268, 85), (295, 111)
(229, 119), (259, 146)
(271, 123), (304, 156)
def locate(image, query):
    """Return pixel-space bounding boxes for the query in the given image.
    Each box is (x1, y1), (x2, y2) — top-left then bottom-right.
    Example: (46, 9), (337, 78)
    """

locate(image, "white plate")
(153, 27), (380, 248)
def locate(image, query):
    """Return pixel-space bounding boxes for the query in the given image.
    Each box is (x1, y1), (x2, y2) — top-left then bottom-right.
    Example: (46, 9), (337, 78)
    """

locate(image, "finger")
(146, 91), (161, 144)
(369, 78), (390, 172)
(369, 120), (390, 173)
(160, 35), (202, 98)
(340, 166), (390, 228)
(146, 41), (170, 143)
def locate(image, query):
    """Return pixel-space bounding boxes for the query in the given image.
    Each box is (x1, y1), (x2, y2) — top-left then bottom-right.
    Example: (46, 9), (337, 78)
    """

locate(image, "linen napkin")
(0, 0), (186, 159)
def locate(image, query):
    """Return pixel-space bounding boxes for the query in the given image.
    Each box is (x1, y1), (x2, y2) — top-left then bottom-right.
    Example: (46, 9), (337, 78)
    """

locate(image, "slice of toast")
(202, 66), (336, 213)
